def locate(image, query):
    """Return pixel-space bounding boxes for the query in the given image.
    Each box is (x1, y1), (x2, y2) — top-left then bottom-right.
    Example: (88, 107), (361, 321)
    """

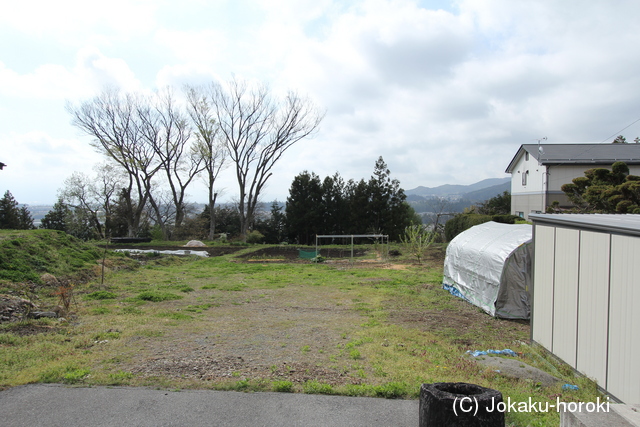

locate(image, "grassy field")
(0, 231), (604, 426)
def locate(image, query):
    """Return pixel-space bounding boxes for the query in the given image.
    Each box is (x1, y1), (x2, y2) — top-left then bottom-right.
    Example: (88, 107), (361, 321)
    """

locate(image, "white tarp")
(114, 249), (209, 257)
(443, 221), (532, 319)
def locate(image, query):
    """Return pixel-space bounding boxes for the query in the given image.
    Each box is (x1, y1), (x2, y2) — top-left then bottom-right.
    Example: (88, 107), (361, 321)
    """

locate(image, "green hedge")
(444, 214), (521, 242)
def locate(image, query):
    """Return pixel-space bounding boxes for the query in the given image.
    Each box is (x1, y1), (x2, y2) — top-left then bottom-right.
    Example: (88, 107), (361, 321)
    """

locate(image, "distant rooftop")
(505, 143), (640, 173)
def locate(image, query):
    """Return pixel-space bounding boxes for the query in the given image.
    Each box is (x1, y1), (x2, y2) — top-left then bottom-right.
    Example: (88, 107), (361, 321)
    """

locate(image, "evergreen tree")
(284, 157), (419, 242)
(40, 198), (71, 231)
(18, 206), (35, 230)
(0, 191), (21, 229)
(345, 178), (371, 234)
(198, 205), (242, 238)
(65, 207), (97, 240)
(560, 161), (640, 213)
(285, 171), (323, 245)
(476, 191), (511, 215)
(260, 201), (286, 244)
(321, 173), (348, 235)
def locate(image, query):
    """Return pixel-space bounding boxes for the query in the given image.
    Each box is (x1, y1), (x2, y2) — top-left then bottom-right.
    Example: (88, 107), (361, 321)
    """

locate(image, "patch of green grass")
(0, 333), (22, 346)
(0, 229), (103, 283)
(85, 291), (117, 300)
(373, 381), (410, 398)
(184, 304), (213, 313)
(137, 329), (164, 337)
(272, 380), (294, 392)
(303, 380), (334, 395)
(93, 331), (121, 340)
(120, 306), (144, 315)
(62, 368), (91, 384)
(134, 291), (183, 302)
(108, 370), (134, 385)
(157, 311), (192, 321)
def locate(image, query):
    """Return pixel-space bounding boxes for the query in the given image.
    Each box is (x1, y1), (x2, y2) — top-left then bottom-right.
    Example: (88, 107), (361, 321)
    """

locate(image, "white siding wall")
(552, 228), (580, 366)
(532, 225), (555, 349)
(533, 223), (640, 404)
(576, 231), (610, 387)
(510, 153), (545, 196)
(608, 235), (640, 403)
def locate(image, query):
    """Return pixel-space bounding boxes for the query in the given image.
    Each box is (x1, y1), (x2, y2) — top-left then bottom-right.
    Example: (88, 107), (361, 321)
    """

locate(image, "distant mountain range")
(405, 177), (511, 216)
(405, 177), (510, 201)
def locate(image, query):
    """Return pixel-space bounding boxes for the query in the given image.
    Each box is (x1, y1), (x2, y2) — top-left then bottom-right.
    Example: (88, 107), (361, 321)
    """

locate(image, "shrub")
(246, 230), (265, 244)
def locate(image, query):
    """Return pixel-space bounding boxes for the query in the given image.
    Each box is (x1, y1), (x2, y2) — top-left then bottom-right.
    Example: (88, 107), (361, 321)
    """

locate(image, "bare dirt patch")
(2, 323), (60, 336)
(384, 287), (530, 351)
(124, 287), (367, 386)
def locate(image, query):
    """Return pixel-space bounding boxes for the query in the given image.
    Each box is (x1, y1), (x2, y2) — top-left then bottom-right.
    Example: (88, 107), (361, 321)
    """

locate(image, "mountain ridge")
(405, 177), (510, 199)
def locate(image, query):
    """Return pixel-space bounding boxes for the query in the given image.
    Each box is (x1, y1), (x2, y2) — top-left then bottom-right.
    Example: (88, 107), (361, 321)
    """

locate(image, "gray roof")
(529, 213), (640, 236)
(505, 143), (640, 173)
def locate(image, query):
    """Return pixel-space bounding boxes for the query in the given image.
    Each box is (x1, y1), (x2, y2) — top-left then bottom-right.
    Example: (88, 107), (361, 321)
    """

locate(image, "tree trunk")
(208, 193), (218, 240)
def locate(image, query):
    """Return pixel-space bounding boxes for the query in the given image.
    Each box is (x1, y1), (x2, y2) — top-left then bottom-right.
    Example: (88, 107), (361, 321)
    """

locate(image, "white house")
(505, 144), (640, 219)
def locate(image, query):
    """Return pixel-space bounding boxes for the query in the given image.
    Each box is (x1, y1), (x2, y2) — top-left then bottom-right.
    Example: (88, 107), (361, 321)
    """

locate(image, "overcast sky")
(2, 0), (640, 205)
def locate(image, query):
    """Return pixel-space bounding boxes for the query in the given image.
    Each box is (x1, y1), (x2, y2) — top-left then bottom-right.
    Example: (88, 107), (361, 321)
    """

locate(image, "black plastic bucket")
(419, 382), (505, 427)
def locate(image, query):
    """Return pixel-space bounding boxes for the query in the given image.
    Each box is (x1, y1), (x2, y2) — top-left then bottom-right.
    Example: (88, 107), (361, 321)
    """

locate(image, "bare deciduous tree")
(67, 89), (160, 237)
(143, 89), (205, 237)
(207, 78), (324, 240)
(185, 86), (228, 240)
(59, 163), (124, 239)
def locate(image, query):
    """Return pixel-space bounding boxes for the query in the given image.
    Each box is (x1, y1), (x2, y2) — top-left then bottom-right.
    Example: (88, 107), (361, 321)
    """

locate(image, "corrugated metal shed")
(530, 213), (640, 236)
(530, 213), (640, 404)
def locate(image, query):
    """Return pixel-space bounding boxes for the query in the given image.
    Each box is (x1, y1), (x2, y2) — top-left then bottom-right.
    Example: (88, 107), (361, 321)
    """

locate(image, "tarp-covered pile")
(443, 221), (532, 319)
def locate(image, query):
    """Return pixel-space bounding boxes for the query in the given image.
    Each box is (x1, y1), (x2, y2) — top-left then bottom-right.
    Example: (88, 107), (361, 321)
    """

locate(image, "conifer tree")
(0, 191), (21, 229)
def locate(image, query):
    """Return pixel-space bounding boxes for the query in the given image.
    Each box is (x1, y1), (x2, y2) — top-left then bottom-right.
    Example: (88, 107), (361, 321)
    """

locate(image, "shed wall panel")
(532, 225), (555, 349)
(608, 235), (640, 404)
(552, 228), (580, 366)
(576, 231), (610, 387)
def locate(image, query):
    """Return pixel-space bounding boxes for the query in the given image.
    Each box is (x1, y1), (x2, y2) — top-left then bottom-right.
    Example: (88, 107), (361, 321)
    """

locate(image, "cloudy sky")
(2, 0), (640, 205)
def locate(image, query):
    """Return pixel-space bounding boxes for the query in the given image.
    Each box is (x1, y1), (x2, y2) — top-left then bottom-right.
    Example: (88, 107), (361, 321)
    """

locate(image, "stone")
(472, 355), (560, 387)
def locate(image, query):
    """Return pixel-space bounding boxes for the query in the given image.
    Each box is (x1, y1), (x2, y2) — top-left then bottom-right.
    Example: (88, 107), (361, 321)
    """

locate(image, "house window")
(516, 211), (524, 218)
(525, 152), (529, 161)
(522, 170), (529, 186)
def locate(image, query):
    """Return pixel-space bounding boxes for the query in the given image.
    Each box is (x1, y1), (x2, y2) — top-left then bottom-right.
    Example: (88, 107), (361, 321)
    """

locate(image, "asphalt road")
(0, 384), (419, 426)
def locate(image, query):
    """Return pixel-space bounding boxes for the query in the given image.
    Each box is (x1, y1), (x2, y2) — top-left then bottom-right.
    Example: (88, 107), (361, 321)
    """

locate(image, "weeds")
(85, 291), (117, 300)
(272, 380), (294, 393)
(54, 284), (76, 316)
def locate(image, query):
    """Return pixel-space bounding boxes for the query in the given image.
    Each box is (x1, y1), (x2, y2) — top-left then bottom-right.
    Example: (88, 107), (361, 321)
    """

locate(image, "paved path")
(0, 384), (419, 426)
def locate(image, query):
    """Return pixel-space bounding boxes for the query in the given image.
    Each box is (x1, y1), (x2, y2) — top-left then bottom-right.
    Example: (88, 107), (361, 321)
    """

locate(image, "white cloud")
(5, 0), (640, 205)
(1, 0), (157, 44)
(0, 47), (141, 100)
(1, 131), (104, 204)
